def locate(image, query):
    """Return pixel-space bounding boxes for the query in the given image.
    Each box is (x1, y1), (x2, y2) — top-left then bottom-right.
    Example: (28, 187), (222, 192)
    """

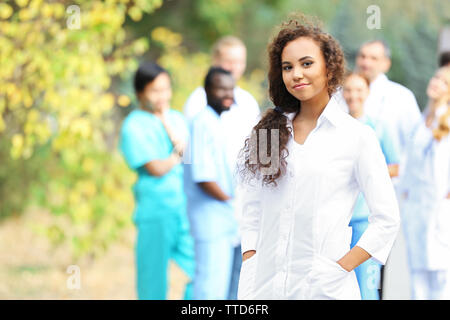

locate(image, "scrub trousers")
(228, 244), (242, 300)
(350, 219), (381, 300)
(193, 233), (235, 299)
(135, 212), (195, 300)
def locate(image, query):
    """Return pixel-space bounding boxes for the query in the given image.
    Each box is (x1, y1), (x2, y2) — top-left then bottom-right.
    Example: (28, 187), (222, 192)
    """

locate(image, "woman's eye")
(302, 61), (313, 67)
(282, 65), (292, 71)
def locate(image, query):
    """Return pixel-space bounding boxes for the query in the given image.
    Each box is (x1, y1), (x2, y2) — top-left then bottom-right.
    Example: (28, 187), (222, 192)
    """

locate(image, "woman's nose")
(293, 66), (303, 80)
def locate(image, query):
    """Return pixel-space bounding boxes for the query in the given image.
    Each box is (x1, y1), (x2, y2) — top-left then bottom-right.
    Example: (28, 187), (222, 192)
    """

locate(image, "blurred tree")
(389, 13), (438, 107)
(127, 0), (448, 110)
(127, 0), (341, 72)
(0, 0), (163, 259)
(329, 0), (448, 108)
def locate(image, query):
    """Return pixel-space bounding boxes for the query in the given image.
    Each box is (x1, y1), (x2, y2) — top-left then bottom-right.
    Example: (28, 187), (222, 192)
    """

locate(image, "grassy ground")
(0, 209), (188, 300)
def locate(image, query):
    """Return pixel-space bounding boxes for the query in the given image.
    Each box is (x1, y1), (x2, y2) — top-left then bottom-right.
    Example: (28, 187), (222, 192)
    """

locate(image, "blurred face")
(139, 72), (172, 112)
(343, 74), (370, 116)
(281, 37), (328, 102)
(214, 45), (247, 81)
(356, 42), (391, 82)
(427, 69), (449, 100)
(206, 73), (235, 112)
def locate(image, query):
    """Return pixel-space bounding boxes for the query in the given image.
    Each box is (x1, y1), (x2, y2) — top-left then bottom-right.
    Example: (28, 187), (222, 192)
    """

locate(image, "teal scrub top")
(351, 115), (400, 223)
(120, 108), (189, 223)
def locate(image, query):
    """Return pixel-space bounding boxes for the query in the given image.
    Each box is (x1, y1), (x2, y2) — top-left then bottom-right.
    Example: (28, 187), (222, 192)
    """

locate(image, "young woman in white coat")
(236, 15), (400, 300)
(400, 65), (450, 300)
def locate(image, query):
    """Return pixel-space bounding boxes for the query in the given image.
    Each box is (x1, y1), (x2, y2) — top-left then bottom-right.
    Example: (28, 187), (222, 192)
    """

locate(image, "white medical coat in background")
(363, 74), (422, 185)
(399, 105), (450, 271)
(183, 86), (260, 164)
(238, 97), (401, 300)
(183, 86), (261, 245)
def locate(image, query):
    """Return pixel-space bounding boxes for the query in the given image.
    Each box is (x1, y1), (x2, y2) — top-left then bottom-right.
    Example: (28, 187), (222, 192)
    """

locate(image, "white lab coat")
(400, 105), (450, 271)
(183, 86), (260, 245)
(238, 97), (400, 300)
(363, 74), (422, 186)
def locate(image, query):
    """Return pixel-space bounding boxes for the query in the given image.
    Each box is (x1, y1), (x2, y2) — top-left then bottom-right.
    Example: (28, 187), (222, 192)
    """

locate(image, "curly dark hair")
(239, 14), (346, 187)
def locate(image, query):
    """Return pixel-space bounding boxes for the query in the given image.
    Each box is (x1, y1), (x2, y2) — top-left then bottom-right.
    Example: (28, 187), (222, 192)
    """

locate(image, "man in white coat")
(354, 40), (422, 298)
(183, 36), (260, 300)
(355, 40), (422, 183)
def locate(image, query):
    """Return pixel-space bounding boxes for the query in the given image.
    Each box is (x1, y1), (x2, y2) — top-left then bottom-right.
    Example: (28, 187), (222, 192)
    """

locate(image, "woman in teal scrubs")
(119, 62), (195, 300)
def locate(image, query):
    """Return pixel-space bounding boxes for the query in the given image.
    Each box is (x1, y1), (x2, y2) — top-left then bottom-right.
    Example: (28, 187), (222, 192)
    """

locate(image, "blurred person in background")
(343, 71), (400, 300)
(183, 35), (260, 300)
(183, 36), (260, 123)
(119, 62), (195, 300)
(400, 65), (450, 300)
(355, 40), (421, 182)
(355, 40), (422, 297)
(184, 67), (239, 299)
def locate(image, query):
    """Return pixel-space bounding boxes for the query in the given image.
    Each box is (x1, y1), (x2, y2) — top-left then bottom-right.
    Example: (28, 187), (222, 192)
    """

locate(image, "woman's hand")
(242, 250), (256, 262)
(156, 113), (185, 156)
(172, 139), (186, 158)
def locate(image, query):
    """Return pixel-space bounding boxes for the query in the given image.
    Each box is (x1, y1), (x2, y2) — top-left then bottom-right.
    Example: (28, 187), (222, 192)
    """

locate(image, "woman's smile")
(293, 83), (310, 90)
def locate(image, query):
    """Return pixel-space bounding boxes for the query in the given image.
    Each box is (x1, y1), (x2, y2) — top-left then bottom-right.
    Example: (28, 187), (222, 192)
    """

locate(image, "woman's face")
(139, 72), (172, 112)
(343, 74), (370, 115)
(281, 37), (328, 102)
(427, 69), (449, 101)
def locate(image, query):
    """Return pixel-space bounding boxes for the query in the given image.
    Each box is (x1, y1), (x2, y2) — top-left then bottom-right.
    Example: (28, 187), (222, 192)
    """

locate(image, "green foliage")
(0, 138), (50, 219)
(0, 0), (163, 260)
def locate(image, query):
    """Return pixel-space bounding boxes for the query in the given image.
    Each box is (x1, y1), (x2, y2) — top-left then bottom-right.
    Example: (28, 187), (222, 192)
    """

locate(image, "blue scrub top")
(184, 105), (237, 241)
(119, 108), (188, 223)
(351, 116), (400, 223)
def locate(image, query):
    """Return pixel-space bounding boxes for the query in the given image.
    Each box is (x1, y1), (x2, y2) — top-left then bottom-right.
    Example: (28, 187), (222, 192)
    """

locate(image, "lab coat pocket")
(309, 254), (353, 300)
(316, 254), (349, 276)
(322, 226), (353, 262)
(237, 253), (257, 300)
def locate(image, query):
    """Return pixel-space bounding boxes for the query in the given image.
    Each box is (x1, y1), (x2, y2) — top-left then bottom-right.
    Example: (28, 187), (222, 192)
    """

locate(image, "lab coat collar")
(370, 73), (389, 91)
(206, 104), (230, 118)
(283, 96), (344, 129)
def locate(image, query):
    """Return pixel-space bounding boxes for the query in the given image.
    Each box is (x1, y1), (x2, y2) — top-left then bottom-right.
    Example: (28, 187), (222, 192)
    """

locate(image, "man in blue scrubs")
(184, 67), (238, 299)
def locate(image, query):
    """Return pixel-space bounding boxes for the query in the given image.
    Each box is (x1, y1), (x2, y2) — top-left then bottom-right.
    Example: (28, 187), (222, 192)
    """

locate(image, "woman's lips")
(293, 83), (310, 89)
